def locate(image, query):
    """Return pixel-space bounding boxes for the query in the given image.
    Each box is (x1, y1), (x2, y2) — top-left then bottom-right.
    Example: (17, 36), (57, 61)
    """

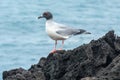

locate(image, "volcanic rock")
(3, 30), (120, 80)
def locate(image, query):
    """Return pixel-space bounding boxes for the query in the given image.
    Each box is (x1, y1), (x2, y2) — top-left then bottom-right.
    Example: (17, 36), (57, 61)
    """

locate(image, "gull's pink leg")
(62, 40), (64, 50)
(51, 40), (57, 53)
(59, 40), (64, 50)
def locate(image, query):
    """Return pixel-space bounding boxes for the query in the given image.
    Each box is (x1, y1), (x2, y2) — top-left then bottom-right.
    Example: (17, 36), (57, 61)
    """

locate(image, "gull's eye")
(43, 12), (48, 16)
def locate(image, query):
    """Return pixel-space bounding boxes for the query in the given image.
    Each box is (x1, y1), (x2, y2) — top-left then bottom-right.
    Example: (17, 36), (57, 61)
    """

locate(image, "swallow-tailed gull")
(38, 11), (91, 53)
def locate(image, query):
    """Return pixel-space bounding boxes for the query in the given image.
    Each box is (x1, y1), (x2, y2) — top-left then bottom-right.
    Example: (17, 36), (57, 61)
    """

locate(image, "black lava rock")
(3, 30), (120, 80)
(3, 58), (46, 80)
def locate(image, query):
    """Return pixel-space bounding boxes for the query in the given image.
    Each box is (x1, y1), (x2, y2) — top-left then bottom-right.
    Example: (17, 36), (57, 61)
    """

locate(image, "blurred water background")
(0, 0), (120, 79)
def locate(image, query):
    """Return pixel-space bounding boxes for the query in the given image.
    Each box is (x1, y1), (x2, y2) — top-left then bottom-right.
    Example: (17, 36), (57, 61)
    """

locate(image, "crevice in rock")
(102, 55), (112, 68)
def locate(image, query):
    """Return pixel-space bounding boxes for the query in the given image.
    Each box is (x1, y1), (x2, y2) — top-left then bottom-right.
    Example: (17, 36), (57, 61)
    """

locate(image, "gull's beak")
(38, 16), (44, 19)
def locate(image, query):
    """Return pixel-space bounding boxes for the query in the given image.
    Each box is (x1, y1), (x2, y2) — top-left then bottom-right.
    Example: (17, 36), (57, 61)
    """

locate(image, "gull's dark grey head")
(38, 12), (53, 20)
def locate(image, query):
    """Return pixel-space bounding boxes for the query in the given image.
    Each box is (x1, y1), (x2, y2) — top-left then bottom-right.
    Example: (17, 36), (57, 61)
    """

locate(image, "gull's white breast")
(45, 20), (69, 40)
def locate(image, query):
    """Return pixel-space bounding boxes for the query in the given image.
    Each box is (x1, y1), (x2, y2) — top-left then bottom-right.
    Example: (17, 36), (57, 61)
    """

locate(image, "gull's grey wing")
(56, 25), (86, 36)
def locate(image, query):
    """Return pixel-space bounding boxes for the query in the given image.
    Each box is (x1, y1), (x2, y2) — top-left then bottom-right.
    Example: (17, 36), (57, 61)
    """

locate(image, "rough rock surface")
(3, 58), (46, 80)
(3, 30), (120, 80)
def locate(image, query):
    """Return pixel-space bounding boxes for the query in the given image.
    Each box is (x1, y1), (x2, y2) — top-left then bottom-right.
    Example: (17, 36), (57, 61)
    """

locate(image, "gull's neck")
(46, 19), (54, 25)
(46, 19), (54, 28)
(46, 19), (53, 22)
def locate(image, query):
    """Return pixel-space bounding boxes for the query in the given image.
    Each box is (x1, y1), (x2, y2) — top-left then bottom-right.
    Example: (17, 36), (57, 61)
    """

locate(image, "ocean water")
(0, 0), (120, 79)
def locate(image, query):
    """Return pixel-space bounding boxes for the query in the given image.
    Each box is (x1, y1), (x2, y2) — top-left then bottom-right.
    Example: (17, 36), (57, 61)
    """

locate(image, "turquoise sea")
(0, 0), (120, 79)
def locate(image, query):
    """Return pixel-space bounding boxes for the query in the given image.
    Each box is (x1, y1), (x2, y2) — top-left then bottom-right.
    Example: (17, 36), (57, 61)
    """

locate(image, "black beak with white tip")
(38, 16), (44, 19)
